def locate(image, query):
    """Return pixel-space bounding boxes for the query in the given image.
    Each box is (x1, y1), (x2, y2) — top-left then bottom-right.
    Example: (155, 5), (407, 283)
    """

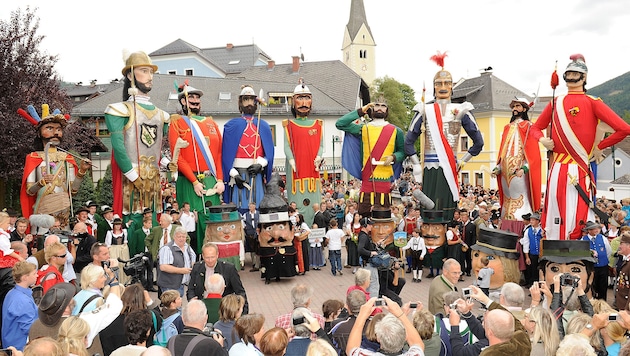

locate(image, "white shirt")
(326, 227), (345, 251)
(180, 211), (196, 232)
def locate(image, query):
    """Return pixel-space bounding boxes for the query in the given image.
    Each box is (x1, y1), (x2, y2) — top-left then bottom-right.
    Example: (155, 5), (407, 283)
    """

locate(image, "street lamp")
(332, 135), (341, 191)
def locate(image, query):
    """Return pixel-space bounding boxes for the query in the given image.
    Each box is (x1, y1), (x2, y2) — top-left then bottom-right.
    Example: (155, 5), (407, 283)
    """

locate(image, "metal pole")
(332, 135), (336, 191)
(612, 145), (616, 180)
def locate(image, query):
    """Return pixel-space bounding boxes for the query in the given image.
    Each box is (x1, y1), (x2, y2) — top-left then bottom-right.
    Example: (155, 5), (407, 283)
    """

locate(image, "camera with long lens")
(118, 253), (148, 285)
(559, 273), (579, 288)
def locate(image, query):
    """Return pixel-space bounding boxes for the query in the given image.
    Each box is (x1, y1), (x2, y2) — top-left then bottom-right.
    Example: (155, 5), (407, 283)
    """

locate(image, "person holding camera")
(70, 222), (97, 283)
(285, 308), (331, 356)
(356, 217), (379, 298)
(581, 220), (612, 301)
(167, 299), (227, 356)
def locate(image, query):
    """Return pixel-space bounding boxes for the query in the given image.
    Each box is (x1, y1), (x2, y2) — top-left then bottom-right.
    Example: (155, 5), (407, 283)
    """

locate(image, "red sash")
(361, 124), (395, 182)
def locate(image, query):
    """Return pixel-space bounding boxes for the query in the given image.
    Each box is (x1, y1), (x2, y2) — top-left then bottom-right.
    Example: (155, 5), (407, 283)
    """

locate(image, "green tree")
(72, 170), (95, 212)
(370, 76), (417, 131)
(0, 7), (71, 209)
(95, 164), (113, 207)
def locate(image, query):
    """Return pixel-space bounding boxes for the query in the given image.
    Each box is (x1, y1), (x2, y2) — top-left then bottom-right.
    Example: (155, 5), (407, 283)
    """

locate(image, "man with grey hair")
(286, 307), (331, 355)
(499, 282), (525, 320)
(167, 299), (226, 356)
(275, 284), (325, 330)
(329, 290), (367, 356)
(428, 258), (461, 314)
(203, 273), (226, 324)
(346, 296), (423, 356)
(158, 226), (195, 297)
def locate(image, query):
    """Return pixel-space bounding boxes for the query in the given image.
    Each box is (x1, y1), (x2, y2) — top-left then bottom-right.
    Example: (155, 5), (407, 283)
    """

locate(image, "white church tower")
(342, 0), (376, 86)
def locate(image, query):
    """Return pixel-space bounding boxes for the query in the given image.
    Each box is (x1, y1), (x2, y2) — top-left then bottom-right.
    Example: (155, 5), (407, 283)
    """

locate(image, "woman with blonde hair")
(58, 316), (90, 356)
(306, 338), (337, 356)
(566, 312), (607, 356)
(523, 306), (559, 356)
(215, 294), (245, 350)
(72, 264), (109, 315)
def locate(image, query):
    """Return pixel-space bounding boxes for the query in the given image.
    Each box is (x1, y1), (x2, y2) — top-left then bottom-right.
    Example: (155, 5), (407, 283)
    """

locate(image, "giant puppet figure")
(169, 83), (224, 252)
(19, 105), (92, 229)
(222, 85), (274, 214)
(538, 239), (595, 300)
(257, 174), (297, 284)
(104, 51), (169, 220)
(336, 95), (405, 217)
(283, 80), (323, 226)
(203, 204), (245, 268)
(405, 52), (484, 221)
(420, 210), (448, 278)
(470, 227), (521, 289)
(531, 54), (630, 240)
(492, 97), (542, 233)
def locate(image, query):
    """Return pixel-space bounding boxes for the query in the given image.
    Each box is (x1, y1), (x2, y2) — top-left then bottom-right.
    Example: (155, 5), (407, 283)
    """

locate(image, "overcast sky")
(2, 0), (629, 102)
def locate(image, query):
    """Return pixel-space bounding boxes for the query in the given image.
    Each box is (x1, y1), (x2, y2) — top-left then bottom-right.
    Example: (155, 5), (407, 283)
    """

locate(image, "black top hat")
(259, 174), (290, 224)
(421, 210), (449, 224)
(38, 283), (76, 326)
(582, 221), (600, 231)
(371, 206), (393, 222)
(471, 227), (520, 259)
(75, 206), (90, 215)
(540, 240), (596, 264)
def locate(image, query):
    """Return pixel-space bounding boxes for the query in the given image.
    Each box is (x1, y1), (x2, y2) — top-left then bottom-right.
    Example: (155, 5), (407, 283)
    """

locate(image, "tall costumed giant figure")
(104, 51), (169, 225)
(19, 104), (92, 231)
(222, 85), (274, 214)
(531, 54), (630, 240)
(404, 52), (484, 221)
(283, 80), (323, 226)
(169, 82), (224, 252)
(336, 94), (405, 217)
(492, 97), (542, 233)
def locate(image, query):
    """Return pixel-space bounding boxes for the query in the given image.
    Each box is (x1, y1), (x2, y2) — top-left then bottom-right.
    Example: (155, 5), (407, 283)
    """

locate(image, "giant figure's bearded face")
(421, 223), (446, 248)
(293, 94), (312, 117)
(258, 221), (294, 248)
(128, 66), (154, 94)
(39, 122), (63, 146)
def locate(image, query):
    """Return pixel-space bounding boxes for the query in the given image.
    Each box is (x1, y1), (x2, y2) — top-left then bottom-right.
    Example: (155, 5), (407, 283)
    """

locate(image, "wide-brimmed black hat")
(471, 227), (520, 259)
(421, 210), (449, 224)
(540, 240), (596, 264)
(38, 283), (76, 326)
(521, 213), (532, 220)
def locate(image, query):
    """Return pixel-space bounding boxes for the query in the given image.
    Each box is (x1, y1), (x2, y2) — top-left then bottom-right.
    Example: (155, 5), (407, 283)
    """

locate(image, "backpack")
(153, 311), (180, 347)
(32, 268), (58, 305)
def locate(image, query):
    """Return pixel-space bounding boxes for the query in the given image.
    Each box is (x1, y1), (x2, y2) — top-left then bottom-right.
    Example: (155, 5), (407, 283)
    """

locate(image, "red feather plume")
(17, 108), (39, 126)
(550, 60), (559, 90)
(430, 51), (448, 69)
(569, 53), (585, 62)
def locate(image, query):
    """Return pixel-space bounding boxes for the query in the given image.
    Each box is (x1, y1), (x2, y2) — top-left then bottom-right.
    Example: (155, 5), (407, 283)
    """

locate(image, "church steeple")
(342, 0), (376, 86)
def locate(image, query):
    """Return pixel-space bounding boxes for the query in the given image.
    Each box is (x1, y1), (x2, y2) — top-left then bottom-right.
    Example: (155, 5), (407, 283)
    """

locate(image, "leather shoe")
(145, 286), (158, 292)
(427, 273), (435, 278)
(265, 279), (271, 285)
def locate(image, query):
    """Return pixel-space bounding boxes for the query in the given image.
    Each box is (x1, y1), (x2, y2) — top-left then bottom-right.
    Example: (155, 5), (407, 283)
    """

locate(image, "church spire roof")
(346, 0), (373, 40)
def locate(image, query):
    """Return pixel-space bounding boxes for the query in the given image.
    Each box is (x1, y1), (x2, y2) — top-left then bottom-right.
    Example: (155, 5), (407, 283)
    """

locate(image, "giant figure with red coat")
(19, 105), (91, 229)
(531, 54), (630, 240)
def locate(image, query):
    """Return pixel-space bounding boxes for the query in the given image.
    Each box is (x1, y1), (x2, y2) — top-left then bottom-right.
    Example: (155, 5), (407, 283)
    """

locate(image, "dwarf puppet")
(471, 227), (520, 289)
(421, 210), (448, 278)
(204, 203), (245, 268)
(539, 239), (595, 300)
(257, 174), (297, 284)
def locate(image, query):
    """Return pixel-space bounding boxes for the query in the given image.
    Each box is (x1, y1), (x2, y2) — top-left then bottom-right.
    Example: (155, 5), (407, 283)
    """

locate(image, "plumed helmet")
(177, 85), (204, 100)
(121, 51), (158, 76)
(240, 85), (256, 97)
(293, 78), (311, 96)
(430, 51), (452, 83)
(565, 54), (588, 74)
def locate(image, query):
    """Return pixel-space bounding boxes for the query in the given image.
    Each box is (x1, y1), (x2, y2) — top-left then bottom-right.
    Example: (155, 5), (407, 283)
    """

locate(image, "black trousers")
(525, 254), (539, 287)
(593, 266), (609, 300)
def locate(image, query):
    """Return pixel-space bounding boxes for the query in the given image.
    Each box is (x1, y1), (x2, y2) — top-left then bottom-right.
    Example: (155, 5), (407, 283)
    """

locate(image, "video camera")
(118, 253), (149, 285)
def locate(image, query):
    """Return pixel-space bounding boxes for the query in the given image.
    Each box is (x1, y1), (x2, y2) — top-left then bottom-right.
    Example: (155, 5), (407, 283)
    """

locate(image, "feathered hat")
(565, 54), (588, 74)
(430, 51), (452, 82)
(176, 79), (204, 101)
(293, 78), (311, 96)
(17, 104), (69, 130)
